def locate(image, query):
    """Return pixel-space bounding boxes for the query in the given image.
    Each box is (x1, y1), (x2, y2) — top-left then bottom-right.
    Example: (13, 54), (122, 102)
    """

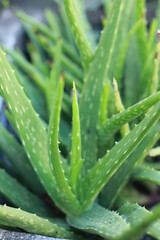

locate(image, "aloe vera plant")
(0, 0), (160, 239)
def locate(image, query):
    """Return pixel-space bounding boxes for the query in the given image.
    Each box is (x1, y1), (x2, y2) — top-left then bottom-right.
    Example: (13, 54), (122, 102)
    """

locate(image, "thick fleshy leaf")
(0, 169), (52, 217)
(46, 39), (62, 115)
(113, 79), (130, 137)
(82, 103), (160, 211)
(0, 48), (77, 215)
(0, 205), (74, 239)
(70, 83), (83, 196)
(64, 0), (93, 71)
(0, 124), (44, 194)
(136, 0), (148, 65)
(67, 203), (130, 239)
(99, 91), (160, 139)
(48, 78), (81, 215)
(100, 123), (160, 208)
(79, 0), (129, 172)
(118, 205), (160, 240)
(3, 47), (46, 92)
(119, 203), (160, 240)
(98, 82), (110, 127)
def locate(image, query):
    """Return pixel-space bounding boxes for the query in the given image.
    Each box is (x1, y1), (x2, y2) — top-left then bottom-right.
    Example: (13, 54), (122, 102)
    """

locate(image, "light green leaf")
(48, 78), (81, 215)
(99, 91), (160, 139)
(100, 123), (160, 208)
(148, 19), (157, 53)
(80, 0), (128, 172)
(16, 69), (47, 121)
(70, 82), (83, 197)
(119, 203), (160, 240)
(98, 82), (110, 127)
(82, 103), (160, 211)
(113, 78), (130, 138)
(136, 0), (148, 65)
(68, 203), (130, 239)
(0, 205), (74, 239)
(0, 47), (76, 215)
(3, 47), (46, 92)
(64, 0), (93, 71)
(46, 39), (62, 115)
(45, 9), (61, 37)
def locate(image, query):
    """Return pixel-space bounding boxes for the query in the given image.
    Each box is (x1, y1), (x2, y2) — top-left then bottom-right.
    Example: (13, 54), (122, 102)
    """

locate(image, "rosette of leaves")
(0, 0), (160, 239)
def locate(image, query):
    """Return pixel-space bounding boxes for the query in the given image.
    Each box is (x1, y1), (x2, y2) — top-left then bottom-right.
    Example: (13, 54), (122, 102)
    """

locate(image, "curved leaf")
(68, 204), (130, 239)
(48, 78), (81, 215)
(0, 205), (74, 239)
(82, 103), (160, 211)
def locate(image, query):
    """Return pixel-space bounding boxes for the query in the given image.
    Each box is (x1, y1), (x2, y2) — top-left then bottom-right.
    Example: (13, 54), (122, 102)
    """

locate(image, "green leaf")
(136, 0), (148, 65)
(118, 203), (160, 240)
(0, 47), (75, 215)
(59, 117), (71, 148)
(16, 69), (47, 121)
(144, 161), (160, 171)
(64, 0), (93, 71)
(80, 0), (128, 172)
(124, 36), (140, 106)
(58, 3), (75, 45)
(3, 47), (46, 92)
(0, 48), (49, 188)
(0, 124), (44, 195)
(148, 19), (157, 53)
(82, 103), (160, 211)
(38, 36), (83, 81)
(22, 23), (47, 75)
(48, 78), (81, 215)
(116, 19), (142, 86)
(146, 42), (160, 96)
(46, 39), (62, 115)
(113, 78), (130, 137)
(100, 123), (160, 208)
(0, 169), (52, 218)
(67, 203), (130, 239)
(0, 205), (74, 239)
(98, 91), (160, 139)
(98, 82), (110, 127)
(73, 0), (96, 49)
(138, 49), (155, 100)
(70, 82), (83, 197)
(45, 9), (61, 37)
(0, 158), (17, 177)
(16, 11), (80, 65)
(131, 167), (160, 185)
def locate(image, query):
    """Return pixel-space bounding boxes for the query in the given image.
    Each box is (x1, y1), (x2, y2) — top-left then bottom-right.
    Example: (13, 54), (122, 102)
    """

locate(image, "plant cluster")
(0, 0), (160, 239)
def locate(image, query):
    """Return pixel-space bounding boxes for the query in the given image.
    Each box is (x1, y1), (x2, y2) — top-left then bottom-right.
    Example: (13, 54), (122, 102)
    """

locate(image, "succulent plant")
(0, 0), (160, 239)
